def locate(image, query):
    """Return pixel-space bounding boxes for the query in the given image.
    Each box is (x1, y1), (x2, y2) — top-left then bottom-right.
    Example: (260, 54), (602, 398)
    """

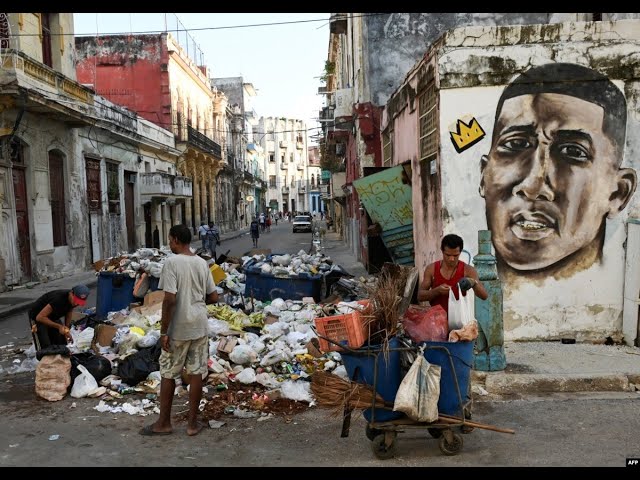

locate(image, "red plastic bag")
(401, 305), (448, 343)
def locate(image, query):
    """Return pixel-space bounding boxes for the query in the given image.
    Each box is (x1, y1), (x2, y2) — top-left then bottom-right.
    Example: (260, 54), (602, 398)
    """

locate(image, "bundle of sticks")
(311, 371), (385, 416)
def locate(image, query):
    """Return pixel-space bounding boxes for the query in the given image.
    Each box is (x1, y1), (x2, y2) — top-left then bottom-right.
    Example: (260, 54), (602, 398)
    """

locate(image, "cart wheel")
(427, 428), (443, 439)
(372, 434), (397, 460)
(439, 432), (464, 456)
(365, 425), (383, 441)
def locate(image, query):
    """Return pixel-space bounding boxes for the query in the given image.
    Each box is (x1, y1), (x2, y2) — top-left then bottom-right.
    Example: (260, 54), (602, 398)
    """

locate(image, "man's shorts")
(159, 336), (208, 379)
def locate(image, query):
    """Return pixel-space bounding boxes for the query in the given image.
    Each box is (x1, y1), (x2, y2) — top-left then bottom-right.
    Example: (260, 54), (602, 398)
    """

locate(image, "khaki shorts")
(159, 336), (208, 379)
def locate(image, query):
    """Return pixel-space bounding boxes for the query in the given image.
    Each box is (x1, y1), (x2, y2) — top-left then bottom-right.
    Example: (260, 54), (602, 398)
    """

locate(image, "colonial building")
(0, 13), (180, 291)
(212, 77), (266, 226)
(259, 117), (309, 216)
(75, 33), (225, 234)
(307, 146), (323, 214)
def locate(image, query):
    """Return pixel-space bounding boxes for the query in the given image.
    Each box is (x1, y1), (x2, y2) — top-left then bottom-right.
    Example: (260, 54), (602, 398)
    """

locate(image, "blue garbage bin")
(96, 272), (161, 320)
(422, 340), (474, 416)
(340, 336), (404, 422)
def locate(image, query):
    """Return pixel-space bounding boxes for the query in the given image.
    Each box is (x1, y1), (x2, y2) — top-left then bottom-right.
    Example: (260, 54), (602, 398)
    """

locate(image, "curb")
(474, 372), (633, 395)
(0, 278), (98, 319)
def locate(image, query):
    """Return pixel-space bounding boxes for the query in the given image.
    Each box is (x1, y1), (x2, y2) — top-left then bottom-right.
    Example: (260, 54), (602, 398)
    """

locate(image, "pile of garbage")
(244, 250), (333, 278)
(94, 247), (170, 278)
(19, 292), (369, 423)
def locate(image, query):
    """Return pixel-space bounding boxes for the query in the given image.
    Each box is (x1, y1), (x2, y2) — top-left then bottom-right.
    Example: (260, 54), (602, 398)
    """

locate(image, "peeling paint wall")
(434, 20), (640, 342)
(363, 13), (600, 108)
(75, 34), (171, 132)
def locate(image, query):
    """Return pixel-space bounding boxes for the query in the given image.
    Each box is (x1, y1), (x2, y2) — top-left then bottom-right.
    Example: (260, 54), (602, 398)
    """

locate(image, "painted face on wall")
(481, 92), (636, 272)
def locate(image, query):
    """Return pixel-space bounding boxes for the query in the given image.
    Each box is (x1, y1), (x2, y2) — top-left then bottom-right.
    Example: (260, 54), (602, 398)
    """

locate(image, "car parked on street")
(292, 215), (312, 233)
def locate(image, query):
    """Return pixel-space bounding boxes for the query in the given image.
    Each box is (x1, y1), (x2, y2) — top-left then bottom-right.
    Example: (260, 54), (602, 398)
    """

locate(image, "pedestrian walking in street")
(197, 222), (207, 249)
(140, 224), (218, 437)
(29, 285), (90, 350)
(265, 215), (271, 233)
(204, 221), (220, 260)
(250, 217), (260, 247)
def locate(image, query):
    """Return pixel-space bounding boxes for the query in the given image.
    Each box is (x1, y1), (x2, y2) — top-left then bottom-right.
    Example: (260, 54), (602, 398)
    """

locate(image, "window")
(289, 153), (294, 163)
(106, 162), (120, 214)
(85, 157), (101, 211)
(311, 174), (315, 188)
(49, 151), (66, 246)
(419, 79), (438, 161)
(41, 13), (52, 67)
(269, 153), (275, 163)
(281, 154), (285, 164)
(269, 175), (276, 188)
(383, 128), (393, 167)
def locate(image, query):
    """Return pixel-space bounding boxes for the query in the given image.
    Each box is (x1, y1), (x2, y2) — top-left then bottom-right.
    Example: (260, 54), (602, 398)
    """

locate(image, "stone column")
(473, 230), (506, 371)
(192, 161), (201, 228)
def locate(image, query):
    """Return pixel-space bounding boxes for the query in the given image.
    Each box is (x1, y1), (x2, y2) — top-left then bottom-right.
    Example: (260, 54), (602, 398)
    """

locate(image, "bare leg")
(186, 374), (204, 436)
(142, 377), (175, 434)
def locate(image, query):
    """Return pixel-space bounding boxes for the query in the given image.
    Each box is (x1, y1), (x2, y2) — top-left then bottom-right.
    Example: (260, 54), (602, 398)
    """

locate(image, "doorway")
(12, 168), (31, 280)
(124, 171), (136, 252)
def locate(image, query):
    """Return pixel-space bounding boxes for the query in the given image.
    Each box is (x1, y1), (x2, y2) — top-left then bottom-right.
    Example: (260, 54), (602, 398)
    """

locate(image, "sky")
(73, 13), (330, 145)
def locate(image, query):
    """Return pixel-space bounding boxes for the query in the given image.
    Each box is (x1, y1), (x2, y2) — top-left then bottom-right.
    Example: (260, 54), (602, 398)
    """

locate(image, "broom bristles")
(311, 371), (385, 416)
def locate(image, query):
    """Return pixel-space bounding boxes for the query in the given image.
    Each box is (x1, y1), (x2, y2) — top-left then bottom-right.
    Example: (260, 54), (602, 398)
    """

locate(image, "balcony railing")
(140, 172), (174, 196)
(279, 140), (288, 149)
(187, 125), (222, 158)
(282, 187), (290, 194)
(298, 185), (306, 194)
(296, 141), (304, 150)
(173, 176), (193, 197)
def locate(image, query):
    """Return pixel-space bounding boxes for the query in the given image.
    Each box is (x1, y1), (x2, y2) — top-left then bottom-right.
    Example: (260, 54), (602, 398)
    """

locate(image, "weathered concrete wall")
(364, 13), (597, 107)
(6, 13), (76, 79)
(75, 35), (170, 131)
(434, 20), (640, 342)
(212, 77), (244, 111)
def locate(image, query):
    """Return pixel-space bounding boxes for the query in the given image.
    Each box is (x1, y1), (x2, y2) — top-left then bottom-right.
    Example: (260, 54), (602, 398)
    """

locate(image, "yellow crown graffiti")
(450, 117), (486, 153)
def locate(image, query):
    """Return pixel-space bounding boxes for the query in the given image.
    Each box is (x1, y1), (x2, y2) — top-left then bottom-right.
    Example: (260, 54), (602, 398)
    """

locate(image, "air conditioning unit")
(127, 173), (136, 184)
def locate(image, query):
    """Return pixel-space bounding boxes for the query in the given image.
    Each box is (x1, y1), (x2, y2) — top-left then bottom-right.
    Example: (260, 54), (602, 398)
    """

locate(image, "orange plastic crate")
(314, 301), (370, 352)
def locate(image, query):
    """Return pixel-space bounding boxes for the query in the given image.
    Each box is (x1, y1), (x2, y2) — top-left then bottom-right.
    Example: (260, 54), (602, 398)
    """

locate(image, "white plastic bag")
(448, 288), (473, 331)
(71, 365), (99, 398)
(393, 354), (441, 422)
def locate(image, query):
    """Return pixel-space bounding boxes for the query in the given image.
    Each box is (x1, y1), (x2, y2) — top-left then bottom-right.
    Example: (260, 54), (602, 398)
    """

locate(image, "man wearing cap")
(28, 285), (90, 350)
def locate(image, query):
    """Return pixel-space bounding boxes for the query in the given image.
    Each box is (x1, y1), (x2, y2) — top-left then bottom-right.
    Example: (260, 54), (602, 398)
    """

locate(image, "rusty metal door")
(12, 168), (31, 279)
(124, 171), (136, 252)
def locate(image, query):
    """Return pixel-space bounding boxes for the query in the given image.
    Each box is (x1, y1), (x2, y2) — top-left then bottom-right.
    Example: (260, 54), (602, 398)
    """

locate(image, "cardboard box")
(143, 290), (165, 306)
(92, 324), (118, 352)
(264, 314), (279, 325)
(216, 336), (238, 354)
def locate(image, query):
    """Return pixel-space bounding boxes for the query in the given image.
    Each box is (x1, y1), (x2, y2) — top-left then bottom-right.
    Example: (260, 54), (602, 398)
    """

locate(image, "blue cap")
(71, 284), (90, 300)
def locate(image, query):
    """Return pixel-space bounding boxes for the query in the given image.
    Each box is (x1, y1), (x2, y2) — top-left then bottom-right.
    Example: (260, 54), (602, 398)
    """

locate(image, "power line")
(9, 13), (385, 37)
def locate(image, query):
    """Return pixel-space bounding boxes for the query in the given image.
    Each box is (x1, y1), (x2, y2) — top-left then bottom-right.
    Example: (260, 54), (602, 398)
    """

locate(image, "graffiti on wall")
(450, 117), (486, 153)
(479, 63), (637, 280)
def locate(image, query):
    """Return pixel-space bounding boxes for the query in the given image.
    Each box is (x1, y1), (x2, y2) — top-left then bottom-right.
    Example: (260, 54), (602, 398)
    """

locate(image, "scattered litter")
(48, 435), (60, 441)
(472, 385), (489, 396)
(208, 420), (226, 429)
(9, 444), (19, 448)
(70, 402), (77, 409)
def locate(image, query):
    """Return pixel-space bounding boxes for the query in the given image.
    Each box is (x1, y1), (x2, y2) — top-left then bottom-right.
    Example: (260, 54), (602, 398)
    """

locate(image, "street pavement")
(0, 227), (639, 398)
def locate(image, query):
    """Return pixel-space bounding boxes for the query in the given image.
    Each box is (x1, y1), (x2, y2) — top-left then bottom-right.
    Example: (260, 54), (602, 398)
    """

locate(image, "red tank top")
(431, 260), (466, 314)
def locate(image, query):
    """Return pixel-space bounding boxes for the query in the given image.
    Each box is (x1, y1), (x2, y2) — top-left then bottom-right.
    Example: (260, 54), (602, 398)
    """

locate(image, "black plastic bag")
(70, 352), (113, 385)
(117, 343), (161, 387)
(36, 344), (70, 361)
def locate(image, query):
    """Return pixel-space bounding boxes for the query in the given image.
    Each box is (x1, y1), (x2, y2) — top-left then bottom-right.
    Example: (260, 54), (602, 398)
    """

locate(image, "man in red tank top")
(417, 234), (488, 316)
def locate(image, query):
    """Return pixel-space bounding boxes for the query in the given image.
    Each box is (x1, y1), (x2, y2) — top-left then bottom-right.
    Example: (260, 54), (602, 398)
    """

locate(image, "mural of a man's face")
(481, 89), (637, 272)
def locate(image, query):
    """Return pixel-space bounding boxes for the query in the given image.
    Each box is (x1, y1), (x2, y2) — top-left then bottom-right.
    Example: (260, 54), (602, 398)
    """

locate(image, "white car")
(292, 215), (312, 233)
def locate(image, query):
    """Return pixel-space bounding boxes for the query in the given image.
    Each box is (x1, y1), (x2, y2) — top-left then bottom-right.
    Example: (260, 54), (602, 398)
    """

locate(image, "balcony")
(279, 140), (288, 149)
(298, 186), (306, 194)
(296, 141), (304, 150)
(140, 172), (174, 196)
(187, 125), (222, 158)
(280, 162), (287, 170)
(282, 187), (290, 195)
(173, 176), (193, 197)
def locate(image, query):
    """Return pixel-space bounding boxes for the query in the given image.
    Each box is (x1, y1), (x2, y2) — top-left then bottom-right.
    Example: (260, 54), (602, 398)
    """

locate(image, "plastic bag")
(117, 343), (161, 386)
(402, 305), (448, 343)
(71, 365), (99, 398)
(448, 288), (472, 331)
(133, 272), (149, 298)
(393, 354), (441, 422)
(70, 352), (113, 385)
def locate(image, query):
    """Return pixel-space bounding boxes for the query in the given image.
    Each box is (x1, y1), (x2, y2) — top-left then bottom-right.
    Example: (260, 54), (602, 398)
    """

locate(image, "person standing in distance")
(140, 224), (218, 437)
(417, 234), (488, 316)
(480, 63), (637, 279)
